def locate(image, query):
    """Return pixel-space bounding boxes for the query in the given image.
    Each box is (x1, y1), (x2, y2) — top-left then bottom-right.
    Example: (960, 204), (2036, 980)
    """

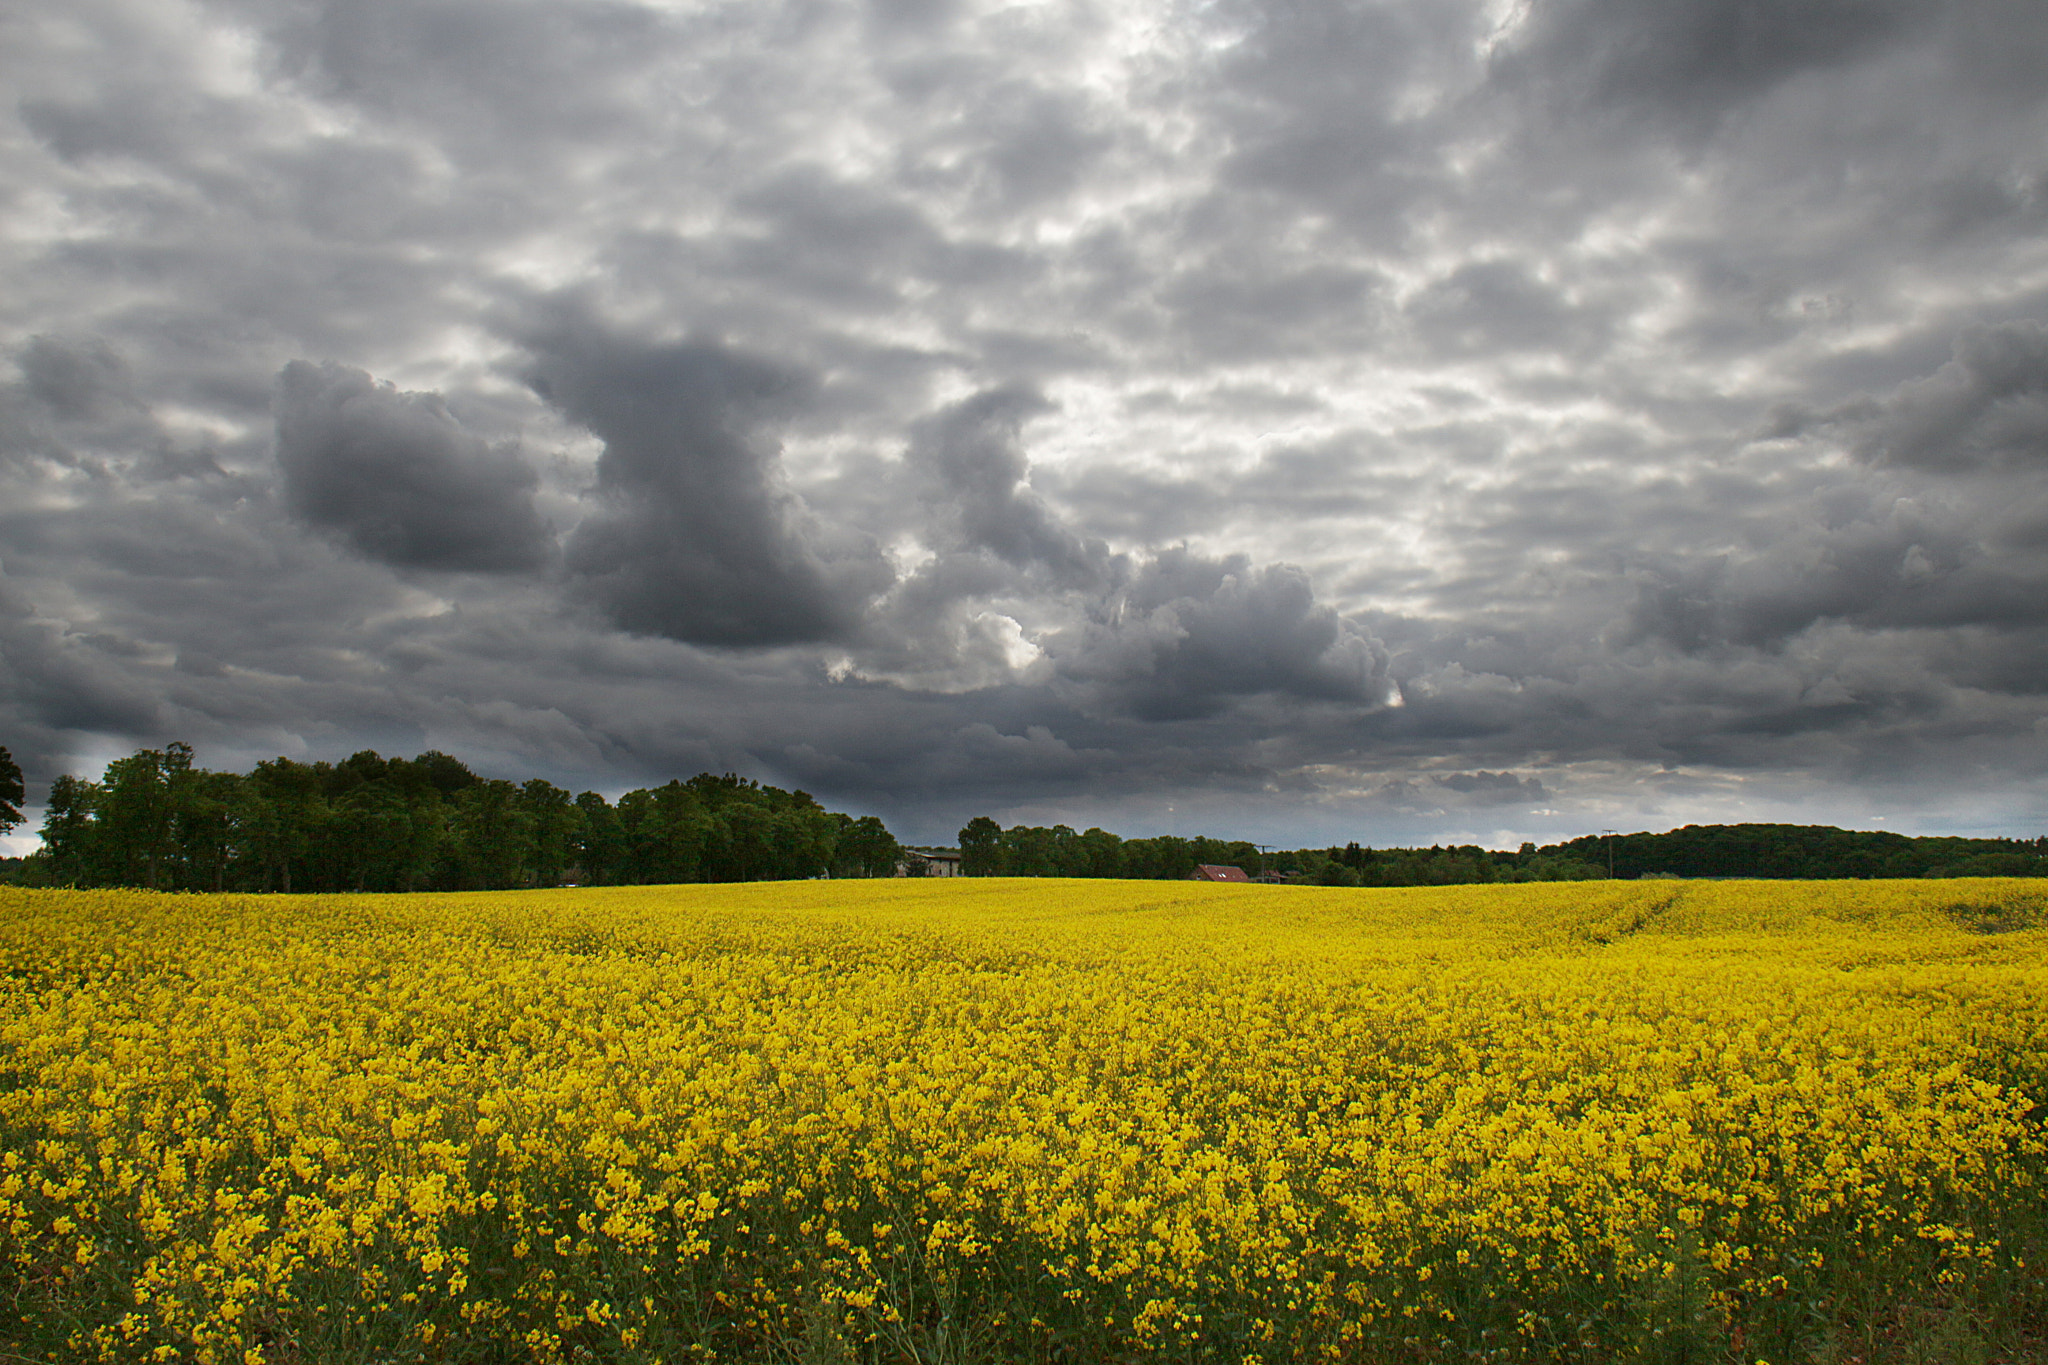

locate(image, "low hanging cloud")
(274, 361), (552, 572)
(528, 318), (892, 648)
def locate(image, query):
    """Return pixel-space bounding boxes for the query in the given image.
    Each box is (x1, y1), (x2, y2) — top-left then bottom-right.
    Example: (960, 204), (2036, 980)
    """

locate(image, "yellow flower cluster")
(2, 877), (2043, 1362)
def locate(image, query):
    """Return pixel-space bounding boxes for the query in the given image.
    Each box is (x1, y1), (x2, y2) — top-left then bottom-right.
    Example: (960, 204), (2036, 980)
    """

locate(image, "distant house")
(1190, 864), (1249, 882)
(896, 849), (963, 877)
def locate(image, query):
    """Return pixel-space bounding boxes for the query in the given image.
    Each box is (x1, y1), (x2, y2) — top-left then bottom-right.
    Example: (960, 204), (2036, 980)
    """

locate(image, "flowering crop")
(2, 878), (2044, 1363)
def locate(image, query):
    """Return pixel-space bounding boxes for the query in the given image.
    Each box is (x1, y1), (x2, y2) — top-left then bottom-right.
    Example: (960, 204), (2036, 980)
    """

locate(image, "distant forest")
(2, 742), (2044, 891)
(952, 817), (2048, 884)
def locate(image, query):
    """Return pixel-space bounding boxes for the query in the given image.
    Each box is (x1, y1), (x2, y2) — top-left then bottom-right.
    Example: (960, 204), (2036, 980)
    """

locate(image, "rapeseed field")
(2, 878), (2044, 1364)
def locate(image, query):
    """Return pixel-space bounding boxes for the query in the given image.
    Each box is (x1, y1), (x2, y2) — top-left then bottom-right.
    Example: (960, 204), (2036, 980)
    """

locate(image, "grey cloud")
(0, 573), (162, 740)
(1048, 548), (1392, 722)
(1498, 0), (1921, 132)
(1866, 321), (2048, 472)
(1621, 497), (2048, 653)
(908, 386), (1104, 585)
(529, 318), (892, 647)
(1436, 771), (1549, 805)
(1208, 0), (1472, 225)
(1, 336), (232, 484)
(965, 87), (1112, 211)
(19, 335), (141, 421)
(877, 78), (1115, 215)
(264, 0), (668, 148)
(1407, 260), (1609, 358)
(864, 0), (959, 38)
(1160, 261), (1387, 361)
(728, 168), (1037, 315)
(275, 361), (552, 573)
(1946, 0), (2048, 105)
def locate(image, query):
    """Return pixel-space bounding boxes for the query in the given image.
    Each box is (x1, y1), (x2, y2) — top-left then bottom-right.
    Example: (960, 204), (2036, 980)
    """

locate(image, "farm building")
(1190, 864), (1249, 882)
(896, 849), (963, 876)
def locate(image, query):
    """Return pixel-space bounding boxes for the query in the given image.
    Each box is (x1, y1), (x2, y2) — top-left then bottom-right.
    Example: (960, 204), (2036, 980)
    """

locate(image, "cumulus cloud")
(274, 361), (552, 573)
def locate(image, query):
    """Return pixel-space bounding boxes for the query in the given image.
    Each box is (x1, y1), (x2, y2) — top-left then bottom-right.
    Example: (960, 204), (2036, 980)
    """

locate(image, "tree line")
(949, 817), (2048, 884)
(1, 742), (903, 892)
(1547, 823), (2048, 881)
(952, 817), (1611, 884)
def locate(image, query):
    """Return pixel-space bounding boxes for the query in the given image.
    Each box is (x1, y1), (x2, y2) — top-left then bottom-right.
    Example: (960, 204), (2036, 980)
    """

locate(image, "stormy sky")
(5, 0), (2048, 850)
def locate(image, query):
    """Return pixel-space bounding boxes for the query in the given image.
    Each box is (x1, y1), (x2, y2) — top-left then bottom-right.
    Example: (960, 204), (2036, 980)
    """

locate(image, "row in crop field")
(2, 877), (2045, 1363)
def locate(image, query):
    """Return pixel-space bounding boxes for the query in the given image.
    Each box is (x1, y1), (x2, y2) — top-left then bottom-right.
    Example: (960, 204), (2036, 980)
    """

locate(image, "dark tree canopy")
(14, 744), (904, 893)
(0, 745), (23, 835)
(941, 818), (2048, 885)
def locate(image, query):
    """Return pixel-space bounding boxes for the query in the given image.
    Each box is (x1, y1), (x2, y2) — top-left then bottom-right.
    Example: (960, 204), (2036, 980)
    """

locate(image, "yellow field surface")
(3, 878), (2046, 1363)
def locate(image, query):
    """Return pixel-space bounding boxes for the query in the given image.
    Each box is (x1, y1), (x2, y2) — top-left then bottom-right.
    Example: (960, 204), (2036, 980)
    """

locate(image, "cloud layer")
(4, 0), (2048, 847)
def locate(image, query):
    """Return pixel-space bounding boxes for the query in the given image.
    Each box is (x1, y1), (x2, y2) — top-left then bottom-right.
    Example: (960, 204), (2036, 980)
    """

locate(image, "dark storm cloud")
(274, 361), (552, 573)
(528, 317), (892, 647)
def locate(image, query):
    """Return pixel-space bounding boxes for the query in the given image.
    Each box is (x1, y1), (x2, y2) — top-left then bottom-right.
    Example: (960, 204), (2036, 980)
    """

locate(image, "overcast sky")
(4, 0), (2048, 850)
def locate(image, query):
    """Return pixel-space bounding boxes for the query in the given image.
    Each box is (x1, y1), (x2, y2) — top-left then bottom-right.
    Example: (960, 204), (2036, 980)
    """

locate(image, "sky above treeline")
(4, 0), (2048, 851)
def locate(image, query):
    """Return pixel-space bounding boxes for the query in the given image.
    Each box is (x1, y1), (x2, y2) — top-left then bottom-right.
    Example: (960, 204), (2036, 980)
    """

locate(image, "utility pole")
(1600, 829), (1617, 878)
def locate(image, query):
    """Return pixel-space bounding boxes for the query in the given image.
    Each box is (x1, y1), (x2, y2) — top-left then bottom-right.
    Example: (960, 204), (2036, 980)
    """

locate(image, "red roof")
(1192, 864), (1250, 882)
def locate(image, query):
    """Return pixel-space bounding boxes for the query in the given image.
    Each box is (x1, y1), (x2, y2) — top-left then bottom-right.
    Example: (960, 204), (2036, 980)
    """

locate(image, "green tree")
(1078, 827), (1124, 878)
(0, 745), (23, 836)
(617, 782), (709, 884)
(173, 769), (240, 892)
(450, 780), (534, 889)
(958, 816), (1002, 876)
(96, 743), (194, 889)
(238, 758), (328, 893)
(520, 780), (584, 889)
(767, 799), (837, 880)
(35, 774), (105, 885)
(572, 792), (624, 884)
(832, 814), (901, 878)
